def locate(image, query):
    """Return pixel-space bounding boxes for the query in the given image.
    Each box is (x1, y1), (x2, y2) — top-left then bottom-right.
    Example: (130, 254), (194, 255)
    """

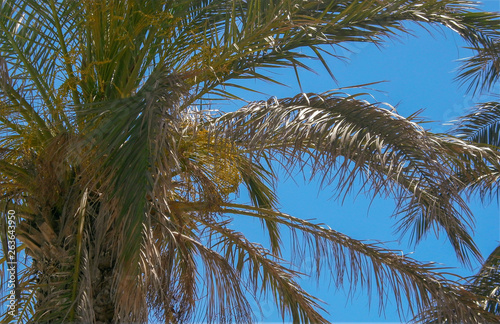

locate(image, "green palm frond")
(80, 71), (191, 268)
(453, 101), (500, 146)
(447, 101), (500, 200)
(457, 38), (500, 95)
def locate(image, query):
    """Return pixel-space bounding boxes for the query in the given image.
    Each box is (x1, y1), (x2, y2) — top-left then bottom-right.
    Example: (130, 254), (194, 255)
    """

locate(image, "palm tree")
(1, 0), (500, 323)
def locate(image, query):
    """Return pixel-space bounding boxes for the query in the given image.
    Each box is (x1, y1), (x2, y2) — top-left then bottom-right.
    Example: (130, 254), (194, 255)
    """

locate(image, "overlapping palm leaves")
(413, 245), (500, 323)
(1, 0), (500, 322)
(413, 4), (500, 321)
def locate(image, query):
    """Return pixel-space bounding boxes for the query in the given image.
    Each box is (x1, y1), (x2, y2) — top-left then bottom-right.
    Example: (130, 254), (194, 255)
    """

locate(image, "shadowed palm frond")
(470, 245), (500, 314)
(457, 38), (500, 95)
(447, 101), (500, 201)
(453, 101), (500, 146)
(222, 204), (500, 323)
(413, 245), (500, 323)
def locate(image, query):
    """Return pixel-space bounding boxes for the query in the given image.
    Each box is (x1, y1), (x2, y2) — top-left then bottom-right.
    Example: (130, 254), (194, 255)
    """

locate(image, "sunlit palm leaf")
(211, 92), (500, 264)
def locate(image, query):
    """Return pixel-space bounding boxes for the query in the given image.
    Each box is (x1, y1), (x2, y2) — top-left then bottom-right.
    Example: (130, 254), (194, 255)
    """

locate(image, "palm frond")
(457, 38), (500, 95)
(199, 216), (327, 323)
(452, 101), (500, 146)
(0, 0), (82, 128)
(470, 245), (500, 314)
(217, 203), (498, 323)
(80, 71), (190, 268)
(211, 91), (500, 265)
(173, 0), (500, 101)
(446, 101), (500, 200)
(413, 245), (500, 322)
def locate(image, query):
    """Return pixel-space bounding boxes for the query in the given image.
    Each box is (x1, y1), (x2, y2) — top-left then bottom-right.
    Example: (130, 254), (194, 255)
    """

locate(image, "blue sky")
(230, 1), (500, 322)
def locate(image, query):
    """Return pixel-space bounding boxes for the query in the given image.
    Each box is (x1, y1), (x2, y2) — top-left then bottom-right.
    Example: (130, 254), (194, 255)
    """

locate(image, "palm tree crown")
(1, 0), (500, 323)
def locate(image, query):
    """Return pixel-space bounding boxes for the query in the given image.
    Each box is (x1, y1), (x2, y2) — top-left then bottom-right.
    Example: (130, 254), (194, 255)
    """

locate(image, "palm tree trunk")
(93, 250), (115, 323)
(27, 221), (76, 323)
(23, 188), (120, 323)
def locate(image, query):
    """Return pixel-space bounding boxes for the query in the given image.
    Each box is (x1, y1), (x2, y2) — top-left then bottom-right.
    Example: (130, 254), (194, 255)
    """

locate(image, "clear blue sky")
(230, 1), (500, 322)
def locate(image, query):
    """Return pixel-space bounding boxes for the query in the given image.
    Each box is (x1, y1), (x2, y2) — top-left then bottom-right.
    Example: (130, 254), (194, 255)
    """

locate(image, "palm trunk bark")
(93, 250), (115, 323)
(22, 190), (120, 323)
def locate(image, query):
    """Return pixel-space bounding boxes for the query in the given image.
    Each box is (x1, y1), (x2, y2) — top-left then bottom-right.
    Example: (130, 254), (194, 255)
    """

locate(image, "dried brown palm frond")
(468, 245), (500, 315)
(415, 18), (500, 324)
